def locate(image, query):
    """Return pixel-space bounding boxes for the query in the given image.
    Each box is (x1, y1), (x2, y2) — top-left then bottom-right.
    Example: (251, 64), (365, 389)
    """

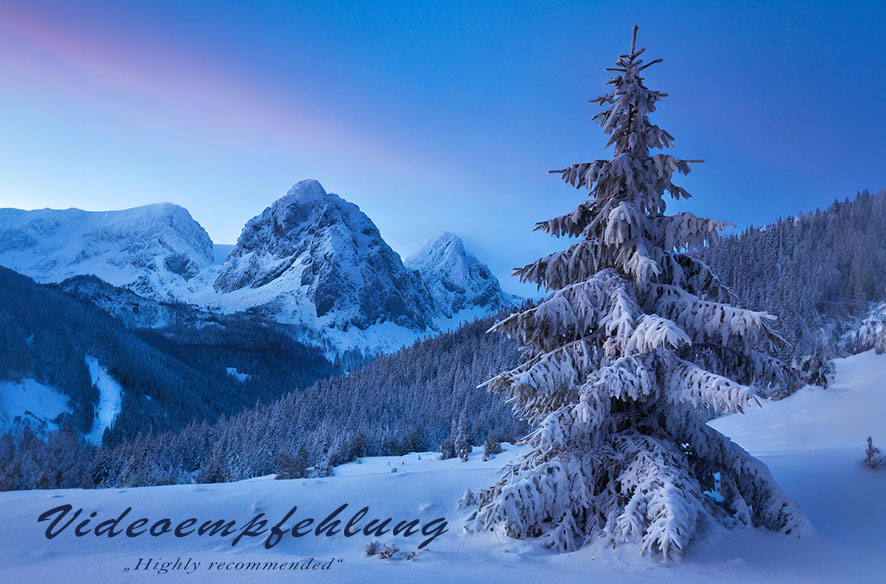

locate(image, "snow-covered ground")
(1, 351), (884, 583)
(0, 378), (70, 436)
(83, 356), (124, 445)
(225, 367), (251, 383)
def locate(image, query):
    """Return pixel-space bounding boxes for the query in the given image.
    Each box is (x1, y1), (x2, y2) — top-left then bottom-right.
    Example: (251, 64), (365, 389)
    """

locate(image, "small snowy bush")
(455, 412), (472, 462)
(864, 437), (884, 469)
(793, 348), (834, 389)
(376, 544), (399, 559)
(482, 435), (503, 461)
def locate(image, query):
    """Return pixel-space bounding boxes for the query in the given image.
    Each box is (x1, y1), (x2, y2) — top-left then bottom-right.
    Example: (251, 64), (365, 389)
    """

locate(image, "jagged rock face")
(214, 180), (435, 331)
(405, 232), (517, 319)
(0, 181), (519, 355)
(0, 203), (213, 300)
(57, 275), (209, 330)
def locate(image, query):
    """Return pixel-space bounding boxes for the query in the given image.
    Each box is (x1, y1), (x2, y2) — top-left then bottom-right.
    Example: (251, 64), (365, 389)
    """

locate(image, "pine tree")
(470, 26), (810, 559)
(439, 418), (458, 460)
(482, 434), (503, 461)
(276, 445), (309, 480)
(455, 410), (472, 462)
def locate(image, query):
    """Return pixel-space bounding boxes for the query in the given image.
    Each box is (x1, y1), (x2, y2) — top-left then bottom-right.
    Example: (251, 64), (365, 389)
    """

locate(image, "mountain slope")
(696, 188), (886, 356)
(0, 203), (213, 300)
(0, 182), (518, 356)
(0, 267), (336, 443)
(212, 179), (436, 332)
(405, 232), (517, 319)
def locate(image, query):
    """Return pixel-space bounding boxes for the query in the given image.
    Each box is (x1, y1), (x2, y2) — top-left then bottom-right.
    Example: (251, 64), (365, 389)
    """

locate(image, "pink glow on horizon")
(0, 4), (420, 177)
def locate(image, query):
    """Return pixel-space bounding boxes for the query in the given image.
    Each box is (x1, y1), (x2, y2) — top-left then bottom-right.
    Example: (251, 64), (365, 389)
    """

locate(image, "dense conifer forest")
(2, 189), (886, 491)
(0, 267), (337, 442)
(697, 189), (886, 357)
(0, 311), (521, 489)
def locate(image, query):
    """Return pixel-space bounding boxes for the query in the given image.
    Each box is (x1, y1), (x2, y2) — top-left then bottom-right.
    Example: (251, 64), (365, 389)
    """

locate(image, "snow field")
(0, 351), (884, 583)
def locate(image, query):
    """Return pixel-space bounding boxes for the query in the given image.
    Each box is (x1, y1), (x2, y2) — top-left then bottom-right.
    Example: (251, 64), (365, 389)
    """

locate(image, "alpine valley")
(0, 179), (519, 442)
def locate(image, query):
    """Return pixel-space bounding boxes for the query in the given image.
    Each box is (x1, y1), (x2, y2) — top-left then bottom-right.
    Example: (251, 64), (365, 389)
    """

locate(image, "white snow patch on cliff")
(225, 367), (251, 383)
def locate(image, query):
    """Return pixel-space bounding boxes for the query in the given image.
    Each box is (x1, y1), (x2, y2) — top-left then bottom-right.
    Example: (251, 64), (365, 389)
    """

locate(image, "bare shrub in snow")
(864, 437), (884, 469)
(376, 544), (399, 559)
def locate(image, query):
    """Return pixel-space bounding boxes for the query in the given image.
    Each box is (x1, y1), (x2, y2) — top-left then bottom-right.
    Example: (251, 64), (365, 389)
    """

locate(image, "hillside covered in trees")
(697, 189), (886, 357)
(0, 267), (338, 443)
(0, 313), (521, 489)
(3, 189), (886, 492)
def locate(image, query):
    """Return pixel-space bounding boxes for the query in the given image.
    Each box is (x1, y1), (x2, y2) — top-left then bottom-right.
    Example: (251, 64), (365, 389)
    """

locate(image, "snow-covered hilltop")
(0, 203), (213, 300)
(406, 232), (518, 320)
(0, 181), (518, 355)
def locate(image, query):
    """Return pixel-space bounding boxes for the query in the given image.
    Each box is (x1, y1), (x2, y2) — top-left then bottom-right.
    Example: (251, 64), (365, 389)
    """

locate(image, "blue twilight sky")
(0, 0), (884, 295)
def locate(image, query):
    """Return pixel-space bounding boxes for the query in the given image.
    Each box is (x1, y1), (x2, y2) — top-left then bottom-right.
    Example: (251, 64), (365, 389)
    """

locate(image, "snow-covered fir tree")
(455, 411), (473, 462)
(470, 27), (810, 559)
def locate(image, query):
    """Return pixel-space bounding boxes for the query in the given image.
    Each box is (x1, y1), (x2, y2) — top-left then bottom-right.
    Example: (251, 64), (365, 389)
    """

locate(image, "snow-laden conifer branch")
(684, 344), (797, 391)
(659, 253), (736, 303)
(662, 413), (813, 537)
(480, 337), (596, 419)
(608, 434), (705, 559)
(470, 26), (808, 559)
(648, 283), (782, 352)
(649, 211), (731, 250)
(580, 354), (656, 402)
(533, 200), (597, 238)
(550, 154), (698, 196)
(664, 357), (760, 414)
(514, 238), (663, 290)
(489, 269), (624, 346)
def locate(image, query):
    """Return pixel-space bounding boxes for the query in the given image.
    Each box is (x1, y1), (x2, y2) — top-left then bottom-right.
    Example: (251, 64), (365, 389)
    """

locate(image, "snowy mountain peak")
(405, 232), (517, 319)
(0, 186), (518, 356)
(282, 178), (332, 202)
(0, 203), (214, 299)
(405, 232), (466, 271)
(213, 181), (436, 333)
